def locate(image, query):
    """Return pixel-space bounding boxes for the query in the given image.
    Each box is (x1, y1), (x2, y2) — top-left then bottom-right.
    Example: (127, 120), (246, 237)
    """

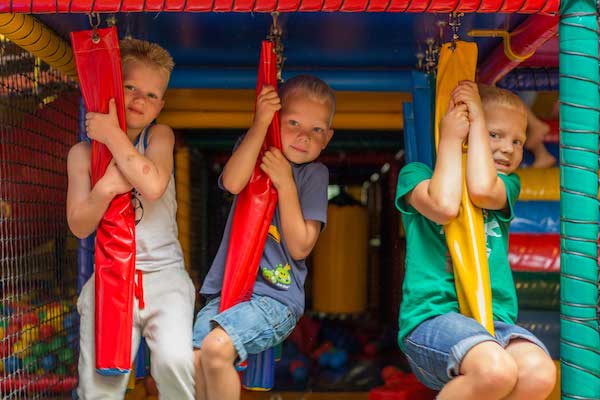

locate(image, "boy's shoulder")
(147, 123), (174, 139)
(397, 162), (432, 188)
(67, 141), (91, 164)
(292, 161), (329, 196)
(294, 161), (328, 181)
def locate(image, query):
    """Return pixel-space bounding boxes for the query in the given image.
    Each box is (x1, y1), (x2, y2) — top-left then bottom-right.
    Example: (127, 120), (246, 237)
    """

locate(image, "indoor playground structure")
(0, 1), (598, 399)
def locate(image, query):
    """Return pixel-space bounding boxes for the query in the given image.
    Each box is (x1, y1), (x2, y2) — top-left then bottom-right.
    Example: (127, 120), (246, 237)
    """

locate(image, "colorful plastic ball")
(67, 332), (78, 350)
(20, 324), (39, 344)
(54, 364), (68, 376)
(57, 348), (75, 364)
(48, 336), (66, 353)
(40, 354), (57, 372)
(4, 356), (20, 373)
(22, 355), (37, 373)
(39, 323), (53, 341)
(12, 340), (30, 358)
(19, 312), (39, 326)
(63, 312), (78, 331)
(31, 342), (48, 358)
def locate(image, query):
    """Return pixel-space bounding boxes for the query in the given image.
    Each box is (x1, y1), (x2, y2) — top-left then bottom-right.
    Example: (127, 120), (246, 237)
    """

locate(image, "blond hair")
(120, 38), (174, 79)
(279, 75), (336, 126)
(478, 84), (527, 116)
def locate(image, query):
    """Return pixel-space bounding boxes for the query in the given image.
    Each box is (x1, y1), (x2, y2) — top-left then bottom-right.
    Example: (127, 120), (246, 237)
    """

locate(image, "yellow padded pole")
(434, 41), (494, 335)
(0, 13), (77, 79)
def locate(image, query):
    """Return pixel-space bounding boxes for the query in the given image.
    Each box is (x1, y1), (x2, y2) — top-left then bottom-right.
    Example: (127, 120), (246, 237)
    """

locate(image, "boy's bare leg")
(529, 143), (556, 168)
(199, 327), (240, 400)
(501, 339), (556, 400)
(194, 349), (208, 400)
(437, 342), (518, 400)
(525, 108), (555, 168)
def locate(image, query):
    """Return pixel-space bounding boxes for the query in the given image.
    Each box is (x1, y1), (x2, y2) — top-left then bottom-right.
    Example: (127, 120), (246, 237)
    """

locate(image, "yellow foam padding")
(547, 360), (561, 400)
(516, 167), (560, 201)
(312, 204), (368, 314)
(127, 364), (136, 390)
(434, 41), (494, 335)
(175, 147), (191, 272)
(0, 14), (77, 79)
(159, 90), (410, 130)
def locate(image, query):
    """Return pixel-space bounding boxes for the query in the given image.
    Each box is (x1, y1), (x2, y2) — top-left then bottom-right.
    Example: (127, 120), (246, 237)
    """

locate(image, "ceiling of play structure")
(36, 12), (557, 89)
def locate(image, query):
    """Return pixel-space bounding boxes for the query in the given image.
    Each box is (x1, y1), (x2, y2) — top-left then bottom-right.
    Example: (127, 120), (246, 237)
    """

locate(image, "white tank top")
(132, 127), (184, 272)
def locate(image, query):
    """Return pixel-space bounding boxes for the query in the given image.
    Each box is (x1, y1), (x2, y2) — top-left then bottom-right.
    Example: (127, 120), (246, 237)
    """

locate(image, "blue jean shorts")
(192, 294), (296, 365)
(402, 312), (549, 390)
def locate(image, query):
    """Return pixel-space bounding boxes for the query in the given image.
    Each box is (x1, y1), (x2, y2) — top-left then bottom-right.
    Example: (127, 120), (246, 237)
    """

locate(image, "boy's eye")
(125, 85), (135, 91)
(489, 131), (498, 138)
(513, 139), (523, 146)
(148, 93), (158, 100)
(313, 127), (324, 134)
(289, 120), (299, 127)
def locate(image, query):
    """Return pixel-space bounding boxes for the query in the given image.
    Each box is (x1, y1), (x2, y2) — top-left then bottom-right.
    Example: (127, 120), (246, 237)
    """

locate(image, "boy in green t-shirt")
(395, 82), (556, 400)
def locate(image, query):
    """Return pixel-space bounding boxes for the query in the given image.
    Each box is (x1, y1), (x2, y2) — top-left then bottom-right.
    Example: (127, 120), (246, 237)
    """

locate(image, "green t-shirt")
(395, 162), (520, 350)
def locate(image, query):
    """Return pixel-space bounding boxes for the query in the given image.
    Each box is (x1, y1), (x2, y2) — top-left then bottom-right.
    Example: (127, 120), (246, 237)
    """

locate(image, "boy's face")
(279, 91), (334, 164)
(483, 102), (527, 174)
(122, 60), (168, 133)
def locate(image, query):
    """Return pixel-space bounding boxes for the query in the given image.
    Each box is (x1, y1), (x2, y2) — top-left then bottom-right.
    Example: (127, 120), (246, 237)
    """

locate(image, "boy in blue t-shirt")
(395, 82), (556, 400)
(192, 75), (335, 400)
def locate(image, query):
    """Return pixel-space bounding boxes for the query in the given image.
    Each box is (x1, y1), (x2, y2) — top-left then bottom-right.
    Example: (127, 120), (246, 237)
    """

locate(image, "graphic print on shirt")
(261, 263), (292, 289)
(483, 210), (501, 258)
(260, 225), (291, 290)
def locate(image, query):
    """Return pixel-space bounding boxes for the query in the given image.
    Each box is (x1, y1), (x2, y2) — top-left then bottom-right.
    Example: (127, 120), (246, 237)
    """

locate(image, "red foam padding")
(71, 27), (135, 373)
(219, 40), (281, 313)
(3, 0), (558, 13)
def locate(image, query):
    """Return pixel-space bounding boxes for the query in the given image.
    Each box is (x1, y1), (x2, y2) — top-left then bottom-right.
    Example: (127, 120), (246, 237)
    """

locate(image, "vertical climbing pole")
(558, 1), (600, 398)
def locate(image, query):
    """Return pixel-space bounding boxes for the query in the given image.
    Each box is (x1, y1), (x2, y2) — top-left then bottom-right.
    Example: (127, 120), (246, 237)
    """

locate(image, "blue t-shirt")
(201, 161), (329, 320)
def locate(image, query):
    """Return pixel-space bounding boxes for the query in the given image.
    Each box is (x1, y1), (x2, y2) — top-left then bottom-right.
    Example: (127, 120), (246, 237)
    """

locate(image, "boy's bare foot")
(531, 149), (556, 168)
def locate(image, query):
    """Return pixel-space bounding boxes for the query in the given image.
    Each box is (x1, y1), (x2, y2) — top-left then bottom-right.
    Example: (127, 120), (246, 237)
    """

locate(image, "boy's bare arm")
(222, 86), (281, 194)
(103, 123), (175, 201)
(66, 143), (127, 238)
(407, 100), (468, 225)
(260, 147), (319, 260)
(452, 82), (507, 210)
(465, 119), (507, 210)
(85, 99), (174, 200)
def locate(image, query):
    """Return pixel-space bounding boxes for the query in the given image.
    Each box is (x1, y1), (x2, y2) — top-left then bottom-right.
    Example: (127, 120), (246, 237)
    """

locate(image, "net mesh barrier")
(0, 36), (79, 398)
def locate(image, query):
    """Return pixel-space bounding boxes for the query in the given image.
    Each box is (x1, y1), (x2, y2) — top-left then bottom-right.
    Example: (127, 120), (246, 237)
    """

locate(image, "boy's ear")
(322, 129), (334, 149)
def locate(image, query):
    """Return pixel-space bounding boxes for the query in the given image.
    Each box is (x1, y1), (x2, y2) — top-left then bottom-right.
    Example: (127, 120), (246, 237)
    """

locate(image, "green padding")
(559, 1), (600, 398)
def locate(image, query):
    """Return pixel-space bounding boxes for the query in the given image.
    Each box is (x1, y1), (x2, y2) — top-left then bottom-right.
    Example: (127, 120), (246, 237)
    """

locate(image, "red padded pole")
(71, 27), (136, 375)
(478, 14), (559, 84)
(219, 41), (281, 313)
(4, 0), (558, 13)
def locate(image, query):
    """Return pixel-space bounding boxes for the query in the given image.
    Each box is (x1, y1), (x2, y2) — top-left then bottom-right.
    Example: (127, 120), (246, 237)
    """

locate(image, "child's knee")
(464, 343), (518, 395)
(152, 345), (194, 377)
(199, 330), (236, 371)
(476, 359), (518, 394)
(517, 354), (556, 395)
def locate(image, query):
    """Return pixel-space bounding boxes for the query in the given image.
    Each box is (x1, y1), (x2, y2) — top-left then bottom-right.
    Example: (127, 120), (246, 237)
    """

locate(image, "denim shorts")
(403, 312), (549, 390)
(192, 294), (296, 365)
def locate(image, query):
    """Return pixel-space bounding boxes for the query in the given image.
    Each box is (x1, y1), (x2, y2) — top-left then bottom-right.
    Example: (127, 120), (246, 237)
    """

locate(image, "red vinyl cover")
(509, 234), (559, 273)
(219, 40), (281, 312)
(71, 27), (135, 374)
(2, 0), (558, 13)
